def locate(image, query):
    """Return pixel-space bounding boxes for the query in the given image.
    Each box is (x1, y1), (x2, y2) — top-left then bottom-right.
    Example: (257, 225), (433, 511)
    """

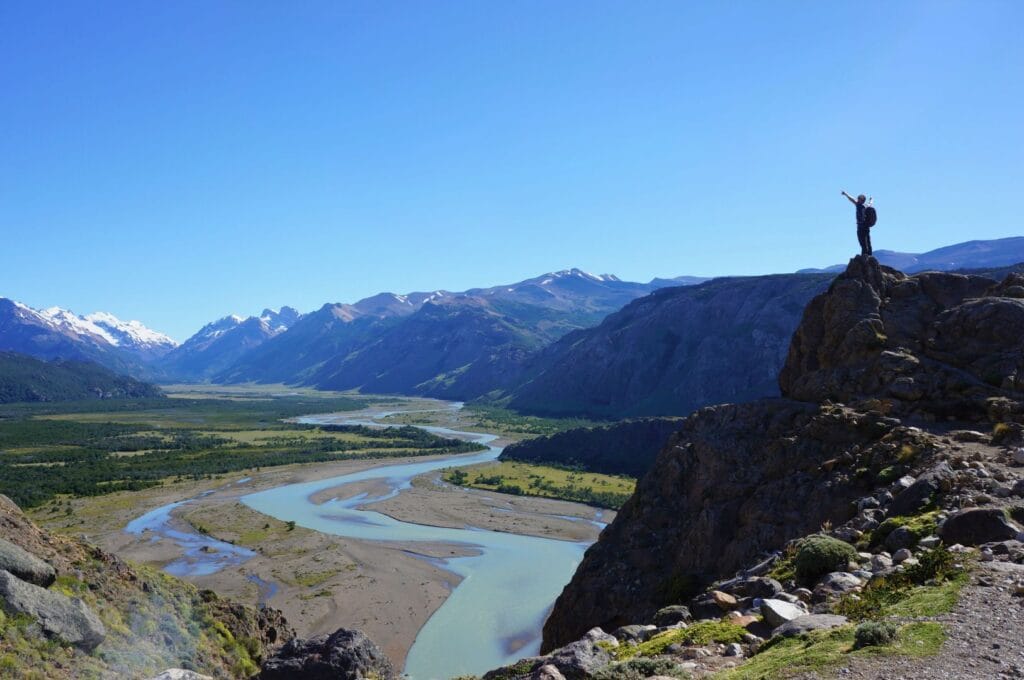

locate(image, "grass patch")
(615, 621), (747, 660)
(718, 622), (945, 679)
(836, 548), (966, 621)
(463, 405), (601, 437)
(290, 570), (340, 588)
(886, 576), (967, 618)
(443, 460), (635, 509)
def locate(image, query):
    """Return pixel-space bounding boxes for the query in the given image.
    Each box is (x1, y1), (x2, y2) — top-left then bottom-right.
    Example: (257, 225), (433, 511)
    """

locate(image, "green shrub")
(869, 512), (939, 550)
(794, 535), (858, 583)
(853, 621), (898, 648)
(593, 658), (689, 680)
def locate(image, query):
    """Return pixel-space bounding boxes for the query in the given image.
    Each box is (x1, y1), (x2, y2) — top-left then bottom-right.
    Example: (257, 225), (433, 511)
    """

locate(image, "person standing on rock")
(841, 191), (875, 256)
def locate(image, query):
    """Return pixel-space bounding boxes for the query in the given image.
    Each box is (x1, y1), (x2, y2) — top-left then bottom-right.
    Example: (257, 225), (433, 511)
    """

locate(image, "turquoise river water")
(127, 403), (594, 679)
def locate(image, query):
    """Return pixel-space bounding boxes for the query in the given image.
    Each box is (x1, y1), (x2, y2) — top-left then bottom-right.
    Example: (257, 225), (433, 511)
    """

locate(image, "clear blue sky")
(2, 2), (1022, 340)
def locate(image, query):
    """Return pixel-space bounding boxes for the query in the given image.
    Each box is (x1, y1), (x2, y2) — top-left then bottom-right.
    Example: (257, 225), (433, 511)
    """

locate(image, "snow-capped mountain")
(157, 306), (302, 380)
(84, 312), (178, 354)
(0, 298), (177, 373)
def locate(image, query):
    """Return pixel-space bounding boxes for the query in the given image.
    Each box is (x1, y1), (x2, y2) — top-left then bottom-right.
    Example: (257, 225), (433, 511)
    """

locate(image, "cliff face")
(541, 256), (1024, 651)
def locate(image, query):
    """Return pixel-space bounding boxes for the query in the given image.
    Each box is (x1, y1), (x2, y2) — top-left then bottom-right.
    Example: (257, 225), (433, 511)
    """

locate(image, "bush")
(853, 621), (899, 648)
(794, 535), (858, 583)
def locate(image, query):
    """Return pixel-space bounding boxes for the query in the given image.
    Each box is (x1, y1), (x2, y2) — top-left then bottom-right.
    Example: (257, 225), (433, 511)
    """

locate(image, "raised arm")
(841, 190), (857, 205)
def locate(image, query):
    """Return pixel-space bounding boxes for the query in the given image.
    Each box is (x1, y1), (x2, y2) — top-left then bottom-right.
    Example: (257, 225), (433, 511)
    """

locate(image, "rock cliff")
(541, 256), (1024, 651)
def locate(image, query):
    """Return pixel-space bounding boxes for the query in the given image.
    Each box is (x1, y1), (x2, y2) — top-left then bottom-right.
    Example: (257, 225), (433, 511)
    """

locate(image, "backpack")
(864, 206), (877, 228)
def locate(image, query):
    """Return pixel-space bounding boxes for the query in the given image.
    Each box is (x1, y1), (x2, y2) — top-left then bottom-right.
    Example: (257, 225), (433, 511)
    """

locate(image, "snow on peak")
(538, 269), (619, 285)
(39, 307), (120, 345)
(84, 311), (178, 348)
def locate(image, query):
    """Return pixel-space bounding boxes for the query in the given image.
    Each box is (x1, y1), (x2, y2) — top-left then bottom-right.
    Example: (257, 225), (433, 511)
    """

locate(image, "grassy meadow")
(443, 460), (635, 509)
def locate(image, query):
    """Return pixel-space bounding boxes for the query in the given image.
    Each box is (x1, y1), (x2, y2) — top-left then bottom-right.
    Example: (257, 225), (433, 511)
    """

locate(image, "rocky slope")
(506, 256), (1024, 680)
(0, 494), (293, 678)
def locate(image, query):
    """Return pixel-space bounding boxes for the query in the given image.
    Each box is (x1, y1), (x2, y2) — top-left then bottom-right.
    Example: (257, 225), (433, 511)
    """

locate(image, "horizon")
(3, 2), (1023, 339)
(6, 234), (1023, 343)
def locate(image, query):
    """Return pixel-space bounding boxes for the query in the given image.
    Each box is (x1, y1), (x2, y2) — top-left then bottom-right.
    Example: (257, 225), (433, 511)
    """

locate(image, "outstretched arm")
(841, 191), (856, 204)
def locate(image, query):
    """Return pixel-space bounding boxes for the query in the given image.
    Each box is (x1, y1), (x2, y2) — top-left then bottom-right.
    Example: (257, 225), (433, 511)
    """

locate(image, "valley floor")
(30, 397), (610, 669)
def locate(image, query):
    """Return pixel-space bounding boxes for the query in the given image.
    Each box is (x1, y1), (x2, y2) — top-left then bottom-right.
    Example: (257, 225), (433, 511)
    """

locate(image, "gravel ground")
(795, 561), (1024, 680)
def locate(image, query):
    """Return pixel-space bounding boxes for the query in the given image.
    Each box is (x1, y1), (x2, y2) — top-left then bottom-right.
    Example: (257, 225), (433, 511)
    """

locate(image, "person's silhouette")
(842, 191), (874, 256)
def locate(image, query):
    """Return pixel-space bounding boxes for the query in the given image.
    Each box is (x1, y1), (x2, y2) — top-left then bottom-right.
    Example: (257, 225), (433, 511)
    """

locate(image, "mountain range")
(2, 237), (1022, 416)
(799, 236), (1024, 274)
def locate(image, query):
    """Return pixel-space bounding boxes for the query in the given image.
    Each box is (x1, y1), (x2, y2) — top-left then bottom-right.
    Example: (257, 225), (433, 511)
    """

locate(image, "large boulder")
(258, 628), (395, 680)
(0, 537), (56, 587)
(939, 508), (1021, 546)
(543, 628), (617, 680)
(760, 598), (807, 629)
(888, 463), (953, 517)
(718, 576), (784, 600)
(773, 614), (849, 638)
(0, 569), (106, 650)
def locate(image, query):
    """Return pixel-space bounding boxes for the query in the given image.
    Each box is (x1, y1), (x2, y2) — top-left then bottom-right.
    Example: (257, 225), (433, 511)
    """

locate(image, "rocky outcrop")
(483, 628), (617, 680)
(542, 257), (1024, 652)
(780, 256), (1024, 420)
(258, 628), (395, 680)
(542, 399), (923, 649)
(0, 568), (106, 650)
(0, 536), (56, 586)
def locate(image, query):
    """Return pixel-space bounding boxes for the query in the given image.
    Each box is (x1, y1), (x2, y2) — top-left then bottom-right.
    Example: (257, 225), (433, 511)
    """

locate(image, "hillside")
(0, 493), (293, 678)
(507, 273), (834, 418)
(0, 352), (163, 403)
(499, 418), (683, 478)
(489, 255), (1024, 680)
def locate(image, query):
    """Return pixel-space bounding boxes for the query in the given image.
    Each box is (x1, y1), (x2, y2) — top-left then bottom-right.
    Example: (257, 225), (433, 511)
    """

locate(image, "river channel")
(127, 403), (594, 679)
